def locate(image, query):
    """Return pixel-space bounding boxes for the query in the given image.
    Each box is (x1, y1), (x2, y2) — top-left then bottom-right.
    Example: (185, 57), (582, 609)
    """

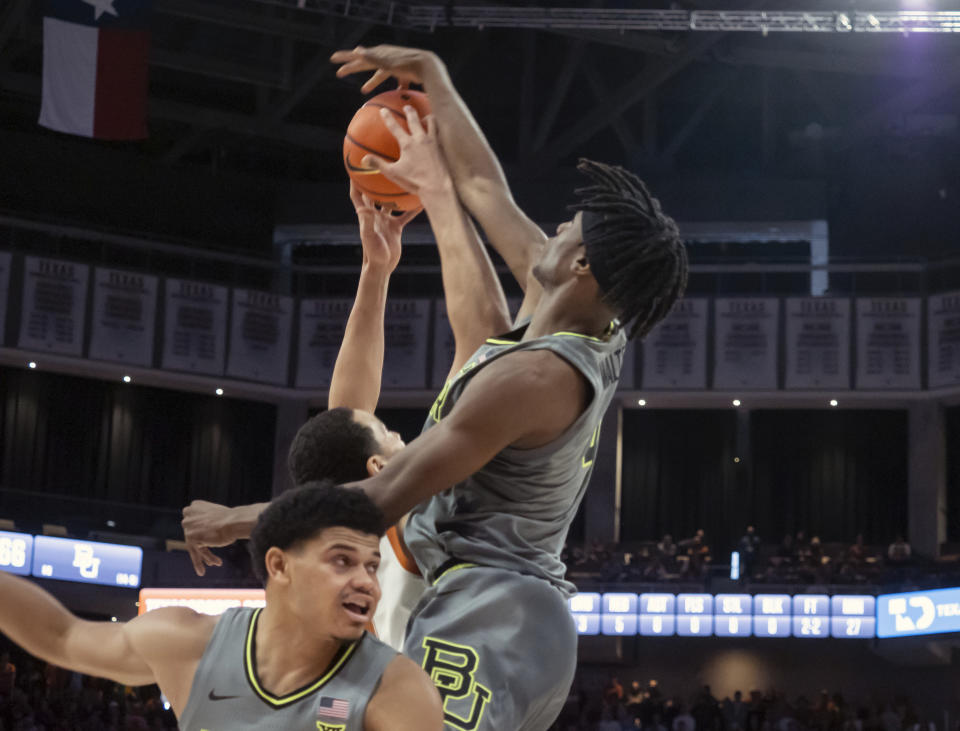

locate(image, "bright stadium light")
(28, 362), (36, 369)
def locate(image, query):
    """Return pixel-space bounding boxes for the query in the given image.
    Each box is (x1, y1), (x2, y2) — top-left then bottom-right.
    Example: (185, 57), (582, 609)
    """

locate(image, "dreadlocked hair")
(572, 158), (688, 340)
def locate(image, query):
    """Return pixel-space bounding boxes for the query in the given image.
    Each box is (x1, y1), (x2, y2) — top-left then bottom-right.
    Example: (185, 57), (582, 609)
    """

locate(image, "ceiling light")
(215, 388), (224, 396)
(638, 399), (646, 406)
(732, 399), (741, 407)
(830, 399), (839, 407)
(122, 375), (131, 383)
(28, 361), (36, 369)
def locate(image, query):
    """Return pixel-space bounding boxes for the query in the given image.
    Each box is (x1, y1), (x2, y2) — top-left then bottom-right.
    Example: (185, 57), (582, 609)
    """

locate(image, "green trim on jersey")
(243, 608), (359, 709)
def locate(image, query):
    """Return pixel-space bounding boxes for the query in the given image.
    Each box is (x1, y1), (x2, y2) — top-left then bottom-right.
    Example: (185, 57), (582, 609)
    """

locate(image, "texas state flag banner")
(39, 0), (151, 140)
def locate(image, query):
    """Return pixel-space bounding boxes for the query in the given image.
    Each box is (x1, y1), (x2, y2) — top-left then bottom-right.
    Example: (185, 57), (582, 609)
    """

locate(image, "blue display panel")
(32, 536), (143, 588)
(677, 593), (714, 616)
(715, 615), (752, 637)
(753, 594), (792, 638)
(573, 613), (601, 636)
(792, 615), (829, 638)
(602, 614), (638, 636)
(677, 615), (713, 636)
(0, 531), (33, 577)
(830, 595), (875, 638)
(752, 616), (792, 638)
(639, 614), (676, 636)
(877, 588), (960, 638)
(640, 593), (676, 615)
(602, 592), (638, 615)
(568, 593), (601, 615)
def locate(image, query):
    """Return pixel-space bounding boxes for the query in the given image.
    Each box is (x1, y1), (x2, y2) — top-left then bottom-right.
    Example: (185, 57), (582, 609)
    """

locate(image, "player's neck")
(525, 287), (612, 341)
(253, 606), (346, 697)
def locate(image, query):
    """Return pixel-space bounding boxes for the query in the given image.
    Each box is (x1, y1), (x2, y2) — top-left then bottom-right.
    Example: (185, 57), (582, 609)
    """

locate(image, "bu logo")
(421, 637), (491, 731)
(315, 724), (346, 731)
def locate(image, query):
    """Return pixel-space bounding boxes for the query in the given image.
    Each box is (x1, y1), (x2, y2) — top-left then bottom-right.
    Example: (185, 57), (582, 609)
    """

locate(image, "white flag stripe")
(39, 17), (98, 137)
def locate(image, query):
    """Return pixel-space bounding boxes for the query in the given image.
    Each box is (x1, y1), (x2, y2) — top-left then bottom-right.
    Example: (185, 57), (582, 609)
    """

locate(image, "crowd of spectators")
(548, 675), (938, 731)
(563, 528), (958, 589)
(0, 644), (177, 731)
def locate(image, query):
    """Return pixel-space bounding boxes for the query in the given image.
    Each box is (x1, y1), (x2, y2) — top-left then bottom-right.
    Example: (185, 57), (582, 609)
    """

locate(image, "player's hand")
(181, 500), (237, 576)
(331, 45), (442, 94)
(350, 182), (421, 275)
(361, 108), (452, 203)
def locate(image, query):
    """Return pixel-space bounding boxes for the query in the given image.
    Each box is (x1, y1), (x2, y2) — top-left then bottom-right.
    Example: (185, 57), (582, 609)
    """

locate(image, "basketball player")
(0, 482), (442, 730)
(184, 171), (511, 649)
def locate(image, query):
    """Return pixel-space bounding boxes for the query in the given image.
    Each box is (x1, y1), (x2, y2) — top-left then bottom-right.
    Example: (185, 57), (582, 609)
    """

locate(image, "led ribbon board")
(32, 535), (143, 588)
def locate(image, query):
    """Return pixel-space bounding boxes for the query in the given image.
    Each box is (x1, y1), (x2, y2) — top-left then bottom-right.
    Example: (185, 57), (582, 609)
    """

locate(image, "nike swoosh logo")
(208, 690), (242, 701)
(344, 152), (379, 175)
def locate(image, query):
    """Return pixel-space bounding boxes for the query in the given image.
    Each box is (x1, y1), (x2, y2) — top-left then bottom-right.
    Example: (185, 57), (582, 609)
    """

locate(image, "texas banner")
(39, 0), (151, 140)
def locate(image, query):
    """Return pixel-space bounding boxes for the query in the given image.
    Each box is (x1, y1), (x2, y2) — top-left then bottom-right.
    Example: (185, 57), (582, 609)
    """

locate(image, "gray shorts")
(402, 564), (577, 731)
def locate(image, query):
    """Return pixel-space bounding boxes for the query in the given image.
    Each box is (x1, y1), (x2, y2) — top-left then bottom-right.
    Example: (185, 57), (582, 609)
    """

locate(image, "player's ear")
(264, 547), (291, 585)
(366, 454), (387, 476)
(572, 250), (591, 277)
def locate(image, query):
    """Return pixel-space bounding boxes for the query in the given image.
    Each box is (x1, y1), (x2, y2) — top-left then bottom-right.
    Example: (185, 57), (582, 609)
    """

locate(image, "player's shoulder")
(365, 654), (443, 730)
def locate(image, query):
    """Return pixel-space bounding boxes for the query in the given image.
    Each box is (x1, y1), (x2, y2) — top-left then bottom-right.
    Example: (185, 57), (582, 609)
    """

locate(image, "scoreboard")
(0, 530), (142, 588)
(570, 591), (877, 639)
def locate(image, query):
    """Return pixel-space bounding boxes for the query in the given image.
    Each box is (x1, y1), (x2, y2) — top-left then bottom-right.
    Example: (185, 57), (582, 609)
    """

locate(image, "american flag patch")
(317, 696), (350, 720)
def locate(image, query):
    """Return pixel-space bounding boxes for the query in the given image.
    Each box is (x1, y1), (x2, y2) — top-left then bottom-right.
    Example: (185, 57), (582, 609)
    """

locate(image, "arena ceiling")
(1, 0), (960, 186)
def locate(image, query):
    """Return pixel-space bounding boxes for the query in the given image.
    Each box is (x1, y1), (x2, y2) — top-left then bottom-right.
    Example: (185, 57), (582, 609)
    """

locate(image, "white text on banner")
(226, 289), (294, 386)
(88, 268), (157, 367)
(295, 299), (353, 389)
(161, 279), (228, 376)
(383, 299), (430, 389)
(928, 291), (960, 389)
(713, 298), (780, 390)
(19, 257), (89, 356)
(784, 297), (851, 389)
(855, 297), (922, 390)
(641, 298), (709, 389)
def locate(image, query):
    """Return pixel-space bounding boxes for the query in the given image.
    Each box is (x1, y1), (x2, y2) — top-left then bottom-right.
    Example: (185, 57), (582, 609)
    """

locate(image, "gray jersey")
(179, 607), (396, 731)
(405, 323), (627, 596)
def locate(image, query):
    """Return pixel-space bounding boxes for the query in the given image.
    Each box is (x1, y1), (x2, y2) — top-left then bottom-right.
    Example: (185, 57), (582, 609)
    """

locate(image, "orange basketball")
(343, 88), (432, 211)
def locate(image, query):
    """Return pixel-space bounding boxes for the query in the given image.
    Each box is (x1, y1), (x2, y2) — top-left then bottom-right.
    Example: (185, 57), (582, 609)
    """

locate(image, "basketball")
(343, 88), (432, 211)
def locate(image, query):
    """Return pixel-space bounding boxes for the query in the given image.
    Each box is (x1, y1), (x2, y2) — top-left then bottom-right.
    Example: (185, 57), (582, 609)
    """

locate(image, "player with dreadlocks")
(193, 44), (688, 731)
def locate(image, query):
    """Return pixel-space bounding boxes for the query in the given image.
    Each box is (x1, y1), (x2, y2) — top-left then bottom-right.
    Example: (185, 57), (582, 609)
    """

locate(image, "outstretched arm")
(331, 45), (548, 321)
(329, 184), (420, 411)
(364, 107), (510, 379)
(0, 571), (213, 715)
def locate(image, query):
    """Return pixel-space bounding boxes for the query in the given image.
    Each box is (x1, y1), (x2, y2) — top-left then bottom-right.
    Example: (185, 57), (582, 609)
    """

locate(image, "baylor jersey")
(404, 322), (627, 597)
(179, 607), (397, 731)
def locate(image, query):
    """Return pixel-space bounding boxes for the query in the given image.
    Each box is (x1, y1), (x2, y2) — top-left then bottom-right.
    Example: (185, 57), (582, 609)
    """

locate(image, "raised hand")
(331, 44), (443, 94)
(360, 107), (452, 204)
(350, 182), (421, 274)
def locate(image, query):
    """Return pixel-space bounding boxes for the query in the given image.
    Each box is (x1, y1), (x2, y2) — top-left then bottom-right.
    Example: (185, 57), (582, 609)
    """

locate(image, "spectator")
(692, 685), (720, 731)
(605, 677), (624, 706)
(738, 527), (761, 575)
(723, 691), (748, 731)
(674, 703), (696, 731)
(597, 706), (622, 731)
(658, 534), (678, 559)
(880, 705), (902, 731)
(888, 536), (912, 564)
(626, 681), (644, 719)
(0, 652), (15, 697)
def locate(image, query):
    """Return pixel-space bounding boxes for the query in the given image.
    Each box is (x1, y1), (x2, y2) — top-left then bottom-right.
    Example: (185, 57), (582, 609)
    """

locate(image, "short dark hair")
(287, 408), (379, 485)
(573, 158), (688, 340)
(248, 480), (385, 585)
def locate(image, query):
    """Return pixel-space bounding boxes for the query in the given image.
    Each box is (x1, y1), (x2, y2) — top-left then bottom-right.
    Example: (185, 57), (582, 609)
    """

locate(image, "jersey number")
(421, 637), (491, 731)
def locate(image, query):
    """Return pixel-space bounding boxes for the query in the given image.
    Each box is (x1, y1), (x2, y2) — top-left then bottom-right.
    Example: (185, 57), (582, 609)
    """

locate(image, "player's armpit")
(364, 655), (444, 731)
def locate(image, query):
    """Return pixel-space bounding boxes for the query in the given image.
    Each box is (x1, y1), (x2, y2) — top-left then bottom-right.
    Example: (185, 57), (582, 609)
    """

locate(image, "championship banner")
(294, 298), (352, 389)
(0, 252), (11, 345)
(226, 289), (293, 386)
(855, 297), (922, 390)
(713, 298), (780, 390)
(641, 298), (708, 389)
(784, 297), (851, 390)
(383, 299), (430, 389)
(18, 256), (89, 356)
(161, 278), (228, 375)
(88, 267), (157, 366)
(928, 291), (960, 389)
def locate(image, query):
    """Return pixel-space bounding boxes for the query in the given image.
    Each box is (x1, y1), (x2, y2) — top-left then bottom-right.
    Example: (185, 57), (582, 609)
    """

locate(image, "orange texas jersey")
(372, 525), (426, 651)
